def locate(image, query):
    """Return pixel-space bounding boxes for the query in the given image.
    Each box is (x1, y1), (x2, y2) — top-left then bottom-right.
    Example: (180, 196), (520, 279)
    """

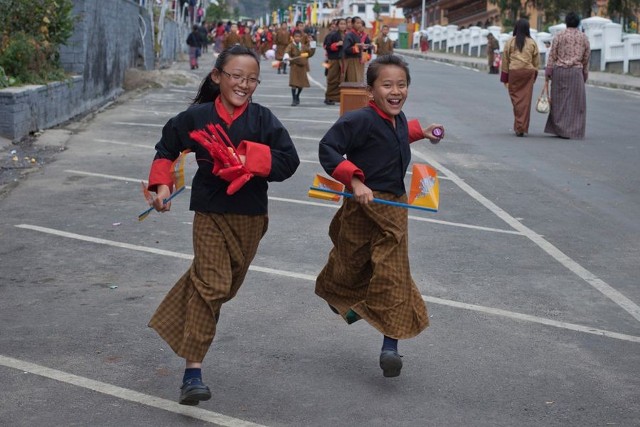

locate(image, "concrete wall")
(59, 0), (155, 94)
(0, 0), (163, 141)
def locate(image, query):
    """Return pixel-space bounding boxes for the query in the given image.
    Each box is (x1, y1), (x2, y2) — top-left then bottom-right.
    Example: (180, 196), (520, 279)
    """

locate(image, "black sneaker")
(324, 99), (335, 105)
(379, 350), (403, 377)
(179, 377), (212, 405)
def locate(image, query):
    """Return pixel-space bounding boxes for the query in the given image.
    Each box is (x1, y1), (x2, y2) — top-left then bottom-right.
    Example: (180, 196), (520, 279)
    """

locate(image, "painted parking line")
(0, 354), (265, 427)
(411, 148), (640, 323)
(13, 224), (640, 345)
(63, 170), (516, 235)
(113, 118), (337, 127)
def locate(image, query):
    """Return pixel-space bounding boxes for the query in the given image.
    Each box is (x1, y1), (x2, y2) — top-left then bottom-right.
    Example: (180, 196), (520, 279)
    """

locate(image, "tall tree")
(607, 0), (640, 31)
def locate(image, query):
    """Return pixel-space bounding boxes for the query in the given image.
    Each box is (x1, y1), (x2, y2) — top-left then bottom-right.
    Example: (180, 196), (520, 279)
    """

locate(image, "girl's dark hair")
(366, 54), (411, 87)
(565, 12), (580, 28)
(192, 45), (260, 105)
(512, 19), (531, 52)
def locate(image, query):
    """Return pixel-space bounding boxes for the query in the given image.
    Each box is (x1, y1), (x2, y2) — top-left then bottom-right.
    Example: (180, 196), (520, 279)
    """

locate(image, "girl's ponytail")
(192, 74), (220, 105)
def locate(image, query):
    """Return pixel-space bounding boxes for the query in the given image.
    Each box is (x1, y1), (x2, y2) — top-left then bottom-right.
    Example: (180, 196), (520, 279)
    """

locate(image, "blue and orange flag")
(308, 174), (345, 201)
(408, 163), (439, 211)
(308, 163), (439, 213)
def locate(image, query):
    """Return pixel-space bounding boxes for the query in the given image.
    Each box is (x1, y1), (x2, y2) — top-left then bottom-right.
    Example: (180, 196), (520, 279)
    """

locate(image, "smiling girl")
(145, 45), (299, 405)
(316, 54), (443, 378)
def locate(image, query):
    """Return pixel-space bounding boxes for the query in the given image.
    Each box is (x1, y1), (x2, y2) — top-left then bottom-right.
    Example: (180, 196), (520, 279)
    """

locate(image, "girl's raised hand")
(423, 124), (445, 144)
(153, 184), (172, 212)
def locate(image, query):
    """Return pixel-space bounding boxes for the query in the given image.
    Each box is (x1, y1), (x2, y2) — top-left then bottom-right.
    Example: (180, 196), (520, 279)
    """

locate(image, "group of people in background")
(500, 12), (590, 139)
(190, 14), (589, 140)
(322, 17), (395, 105)
(190, 17), (397, 108)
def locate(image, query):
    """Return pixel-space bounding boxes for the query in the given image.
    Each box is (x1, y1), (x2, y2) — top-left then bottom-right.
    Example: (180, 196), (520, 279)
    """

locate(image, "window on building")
(380, 5), (389, 13)
(357, 4), (365, 13)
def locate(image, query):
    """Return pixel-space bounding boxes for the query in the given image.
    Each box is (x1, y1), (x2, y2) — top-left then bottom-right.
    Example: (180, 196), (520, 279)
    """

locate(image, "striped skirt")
(507, 68), (537, 134)
(315, 194), (429, 339)
(544, 67), (587, 139)
(149, 211), (268, 362)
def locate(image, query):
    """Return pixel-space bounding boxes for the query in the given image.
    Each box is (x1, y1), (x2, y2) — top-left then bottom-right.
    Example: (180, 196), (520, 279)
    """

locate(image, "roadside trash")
(109, 285), (118, 289)
(112, 222), (121, 226)
(10, 149), (16, 155)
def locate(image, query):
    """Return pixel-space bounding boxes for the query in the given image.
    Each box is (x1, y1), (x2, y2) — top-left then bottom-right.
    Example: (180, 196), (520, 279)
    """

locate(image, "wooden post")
(339, 82), (369, 116)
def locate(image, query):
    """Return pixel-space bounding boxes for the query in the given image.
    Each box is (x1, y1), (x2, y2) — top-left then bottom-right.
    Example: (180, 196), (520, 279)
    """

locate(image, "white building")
(337, 0), (403, 25)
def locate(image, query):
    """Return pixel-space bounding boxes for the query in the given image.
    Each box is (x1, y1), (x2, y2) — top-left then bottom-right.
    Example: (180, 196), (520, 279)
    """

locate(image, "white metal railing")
(416, 18), (639, 75)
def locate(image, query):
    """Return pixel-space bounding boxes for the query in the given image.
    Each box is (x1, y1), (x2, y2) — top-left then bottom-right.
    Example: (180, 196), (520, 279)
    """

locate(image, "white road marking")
(307, 73), (327, 91)
(411, 148), (640, 323)
(64, 170), (193, 189)
(94, 139), (154, 149)
(0, 355), (266, 427)
(261, 104), (339, 112)
(62, 170), (516, 235)
(114, 121), (163, 128)
(13, 224), (640, 344)
(88, 139), (455, 181)
(423, 296), (640, 343)
(279, 118), (335, 124)
(253, 94), (326, 100)
(290, 135), (321, 141)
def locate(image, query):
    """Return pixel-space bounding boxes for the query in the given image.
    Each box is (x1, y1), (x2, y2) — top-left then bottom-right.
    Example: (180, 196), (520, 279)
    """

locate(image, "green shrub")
(0, 0), (75, 86)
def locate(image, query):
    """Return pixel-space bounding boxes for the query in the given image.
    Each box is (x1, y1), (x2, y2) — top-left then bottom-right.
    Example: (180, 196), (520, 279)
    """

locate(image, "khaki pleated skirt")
(149, 211), (268, 362)
(316, 194), (429, 339)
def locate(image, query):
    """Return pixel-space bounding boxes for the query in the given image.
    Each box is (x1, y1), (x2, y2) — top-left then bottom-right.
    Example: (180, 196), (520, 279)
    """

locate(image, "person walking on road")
(145, 45), (300, 406)
(275, 22), (290, 74)
(500, 19), (539, 137)
(285, 30), (311, 106)
(323, 18), (347, 105)
(187, 25), (201, 70)
(373, 25), (394, 56)
(315, 55), (444, 378)
(544, 12), (590, 140)
(486, 33), (500, 74)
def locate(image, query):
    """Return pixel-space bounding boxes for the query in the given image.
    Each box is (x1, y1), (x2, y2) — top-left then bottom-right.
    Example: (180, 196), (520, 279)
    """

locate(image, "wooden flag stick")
(138, 186), (186, 221)
(309, 186), (437, 213)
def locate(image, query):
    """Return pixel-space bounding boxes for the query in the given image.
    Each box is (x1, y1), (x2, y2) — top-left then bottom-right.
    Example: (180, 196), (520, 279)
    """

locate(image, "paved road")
(1, 51), (639, 426)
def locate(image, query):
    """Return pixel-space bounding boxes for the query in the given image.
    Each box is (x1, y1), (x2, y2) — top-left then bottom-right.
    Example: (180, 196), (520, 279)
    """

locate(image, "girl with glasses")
(144, 45), (299, 405)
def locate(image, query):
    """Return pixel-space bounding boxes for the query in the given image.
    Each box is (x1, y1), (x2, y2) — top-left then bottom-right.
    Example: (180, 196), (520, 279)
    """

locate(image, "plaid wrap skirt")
(544, 67), (587, 139)
(149, 211), (268, 362)
(316, 193), (429, 339)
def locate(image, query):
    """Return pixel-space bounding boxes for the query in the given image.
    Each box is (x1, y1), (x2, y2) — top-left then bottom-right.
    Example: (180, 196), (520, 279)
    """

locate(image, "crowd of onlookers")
(186, 20), (318, 60)
(186, 17), (397, 106)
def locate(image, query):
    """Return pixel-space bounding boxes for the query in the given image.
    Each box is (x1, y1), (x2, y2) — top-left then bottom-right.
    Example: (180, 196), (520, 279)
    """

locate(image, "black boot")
(283, 63), (287, 74)
(291, 89), (297, 106)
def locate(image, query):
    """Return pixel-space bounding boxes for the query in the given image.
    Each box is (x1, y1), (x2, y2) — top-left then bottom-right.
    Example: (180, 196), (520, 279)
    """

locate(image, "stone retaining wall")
(0, 0), (179, 141)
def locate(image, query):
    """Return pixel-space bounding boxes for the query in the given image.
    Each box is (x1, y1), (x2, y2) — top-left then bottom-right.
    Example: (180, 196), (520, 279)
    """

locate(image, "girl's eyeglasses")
(220, 70), (260, 86)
